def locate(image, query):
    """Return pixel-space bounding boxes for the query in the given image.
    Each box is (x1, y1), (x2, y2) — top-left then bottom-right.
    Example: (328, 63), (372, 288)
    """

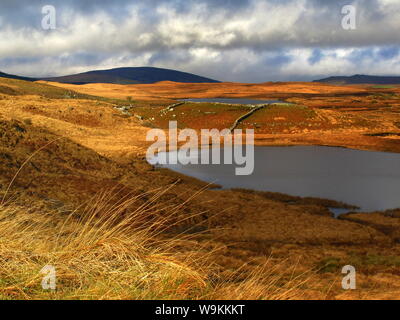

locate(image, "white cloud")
(0, 0), (399, 81)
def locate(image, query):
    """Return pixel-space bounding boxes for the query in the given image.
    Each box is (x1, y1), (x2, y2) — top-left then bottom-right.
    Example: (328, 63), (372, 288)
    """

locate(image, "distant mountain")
(315, 74), (400, 85)
(41, 67), (220, 85)
(0, 71), (36, 82)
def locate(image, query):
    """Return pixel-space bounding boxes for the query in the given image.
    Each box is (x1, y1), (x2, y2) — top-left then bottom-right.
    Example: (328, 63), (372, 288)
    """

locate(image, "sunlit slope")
(0, 77), (400, 299)
(41, 80), (369, 101)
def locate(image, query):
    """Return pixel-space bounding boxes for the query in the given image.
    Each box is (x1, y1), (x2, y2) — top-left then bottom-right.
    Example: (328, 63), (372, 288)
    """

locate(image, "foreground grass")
(0, 189), (308, 300)
(0, 189), (208, 300)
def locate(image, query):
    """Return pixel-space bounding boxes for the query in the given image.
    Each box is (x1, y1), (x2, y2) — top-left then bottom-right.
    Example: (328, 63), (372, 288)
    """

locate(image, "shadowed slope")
(0, 71), (36, 82)
(315, 74), (400, 85)
(42, 67), (220, 85)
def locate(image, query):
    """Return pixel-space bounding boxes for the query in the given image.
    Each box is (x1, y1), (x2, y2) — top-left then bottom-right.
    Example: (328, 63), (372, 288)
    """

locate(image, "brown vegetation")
(44, 80), (400, 153)
(0, 77), (400, 299)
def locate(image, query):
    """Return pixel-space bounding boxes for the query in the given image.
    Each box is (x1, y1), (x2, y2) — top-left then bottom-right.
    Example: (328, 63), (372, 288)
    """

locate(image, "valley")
(0, 77), (400, 299)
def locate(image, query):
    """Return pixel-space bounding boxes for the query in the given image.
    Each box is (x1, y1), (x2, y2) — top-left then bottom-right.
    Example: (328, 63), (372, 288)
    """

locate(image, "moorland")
(0, 77), (400, 299)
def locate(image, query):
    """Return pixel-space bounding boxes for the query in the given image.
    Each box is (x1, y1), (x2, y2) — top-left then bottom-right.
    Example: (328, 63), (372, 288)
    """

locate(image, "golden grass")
(7, 77), (398, 299)
(206, 259), (311, 300)
(0, 188), (208, 300)
(41, 80), (369, 101)
(0, 187), (311, 300)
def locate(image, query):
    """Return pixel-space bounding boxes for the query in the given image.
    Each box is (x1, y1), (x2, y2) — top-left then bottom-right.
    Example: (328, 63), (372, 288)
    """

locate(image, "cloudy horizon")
(0, 0), (399, 82)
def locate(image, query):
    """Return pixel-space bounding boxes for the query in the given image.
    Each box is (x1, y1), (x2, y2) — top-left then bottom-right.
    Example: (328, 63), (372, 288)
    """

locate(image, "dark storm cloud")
(0, 0), (399, 81)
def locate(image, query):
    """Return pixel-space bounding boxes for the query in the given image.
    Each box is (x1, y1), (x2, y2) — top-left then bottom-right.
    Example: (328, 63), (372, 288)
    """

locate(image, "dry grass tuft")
(0, 188), (312, 300)
(0, 189), (209, 300)
(206, 259), (311, 300)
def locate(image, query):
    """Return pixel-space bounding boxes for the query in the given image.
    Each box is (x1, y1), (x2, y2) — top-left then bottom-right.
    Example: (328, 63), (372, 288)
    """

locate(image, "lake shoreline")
(150, 145), (400, 214)
(252, 132), (400, 154)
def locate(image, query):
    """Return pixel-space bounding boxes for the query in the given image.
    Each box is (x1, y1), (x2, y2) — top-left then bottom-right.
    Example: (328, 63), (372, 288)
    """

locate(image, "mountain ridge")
(314, 74), (400, 85)
(40, 67), (219, 84)
(0, 71), (37, 82)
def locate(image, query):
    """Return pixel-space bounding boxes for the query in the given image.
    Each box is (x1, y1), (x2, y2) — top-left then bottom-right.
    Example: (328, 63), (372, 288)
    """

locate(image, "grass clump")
(0, 187), (310, 300)
(0, 190), (209, 300)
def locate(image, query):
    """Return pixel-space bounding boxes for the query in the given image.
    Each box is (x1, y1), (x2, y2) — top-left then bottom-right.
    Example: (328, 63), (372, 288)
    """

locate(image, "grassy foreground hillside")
(1, 77), (400, 299)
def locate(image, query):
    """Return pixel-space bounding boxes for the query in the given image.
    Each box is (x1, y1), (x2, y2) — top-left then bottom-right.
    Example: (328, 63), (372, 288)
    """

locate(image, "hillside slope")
(1, 77), (400, 299)
(315, 74), (400, 85)
(0, 71), (36, 82)
(42, 67), (219, 84)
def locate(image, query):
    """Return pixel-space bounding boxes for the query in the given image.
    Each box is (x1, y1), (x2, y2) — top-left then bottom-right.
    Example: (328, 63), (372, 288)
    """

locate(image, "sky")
(0, 0), (399, 82)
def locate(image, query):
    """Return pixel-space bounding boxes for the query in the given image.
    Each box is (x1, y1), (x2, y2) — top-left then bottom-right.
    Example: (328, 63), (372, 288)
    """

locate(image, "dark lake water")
(150, 146), (400, 213)
(182, 98), (284, 105)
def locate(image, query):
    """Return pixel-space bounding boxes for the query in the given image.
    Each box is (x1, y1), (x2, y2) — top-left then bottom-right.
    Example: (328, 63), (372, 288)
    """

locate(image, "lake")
(149, 146), (400, 213)
(182, 98), (284, 105)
